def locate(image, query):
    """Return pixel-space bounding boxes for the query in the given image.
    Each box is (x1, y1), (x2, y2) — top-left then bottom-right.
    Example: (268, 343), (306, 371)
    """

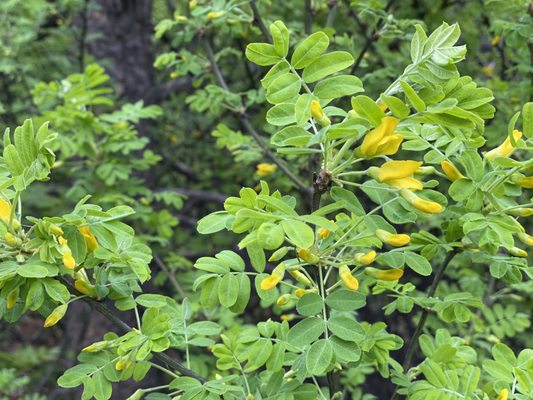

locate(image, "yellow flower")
(82, 341), (108, 353)
(482, 65), (494, 77)
(44, 304), (67, 328)
(440, 160), (465, 181)
(6, 287), (18, 309)
(310, 100), (331, 126)
(485, 130), (522, 160)
(269, 247), (289, 262)
(256, 163), (277, 177)
(280, 313), (296, 321)
(517, 232), (533, 246)
(339, 265), (359, 290)
(497, 388), (508, 400)
(317, 227), (330, 239)
(369, 160), (423, 190)
(276, 294), (291, 306)
(50, 225), (64, 236)
(360, 116), (403, 157)
(355, 250), (376, 266)
(509, 247), (527, 258)
(513, 176), (533, 189)
(0, 198), (11, 225)
(79, 226), (99, 252)
(260, 264), (285, 291)
(75, 279), (97, 298)
(115, 357), (130, 371)
(376, 229), (410, 247)
(289, 269), (312, 286)
(4, 232), (21, 247)
(400, 189), (443, 214)
(297, 248), (320, 264)
(63, 253), (76, 270)
(207, 10), (225, 19)
(364, 267), (404, 281)
(491, 35), (501, 46)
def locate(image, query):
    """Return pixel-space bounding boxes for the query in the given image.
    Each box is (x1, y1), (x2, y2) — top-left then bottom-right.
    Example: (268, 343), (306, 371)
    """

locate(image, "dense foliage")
(0, 1), (532, 399)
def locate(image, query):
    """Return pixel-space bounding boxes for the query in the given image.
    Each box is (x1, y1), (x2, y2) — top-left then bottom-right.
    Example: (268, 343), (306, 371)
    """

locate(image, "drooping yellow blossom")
(509, 247), (527, 258)
(508, 208), (533, 217)
(82, 341), (108, 353)
(440, 160), (465, 181)
(269, 247), (289, 262)
(79, 226), (99, 252)
(43, 304), (67, 328)
(497, 388), (508, 400)
(513, 175), (533, 189)
(0, 198), (11, 225)
(115, 357), (130, 371)
(280, 313), (296, 321)
(50, 225), (64, 236)
(260, 264), (285, 291)
(310, 100), (331, 126)
(355, 250), (376, 266)
(276, 294), (291, 306)
(317, 227), (330, 239)
(63, 253), (76, 270)
(295, 288), (317, 297)
(6, 288), (18, 309)
(485, 129), (522, 160)
(75, 279), (98, 298)
(339, 265), (359, 290)
(207, 10), (225, 19)
(376, 229), (411, 247)
(517, 232), (533, 246)
(491, 35), (501, 46)
(369, 160), (423, 190)
(289, 269), (312, 286)
(400, 189), (443, 214)
(297, 248), (320, 264)
(364, 267), (404, 281)
(256, 163), (277, 177)
(360, 116), (403, 157)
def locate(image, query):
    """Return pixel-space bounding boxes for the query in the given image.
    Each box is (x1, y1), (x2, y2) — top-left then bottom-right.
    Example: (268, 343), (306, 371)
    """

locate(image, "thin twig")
(390, 250), (458, 400)
(153, 254), (187, 297)
(249, 0), (272, 42)
(78, 0), (89, 72)
(58, 277), (207, 383)
(326, 0), (339, 28)
(304, 0), (313, 34)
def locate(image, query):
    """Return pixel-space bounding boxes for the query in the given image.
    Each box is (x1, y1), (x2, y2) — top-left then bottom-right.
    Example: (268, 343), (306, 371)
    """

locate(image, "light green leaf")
(291, 32), (329, 69)
(282, 220), (314, 248)
(302, 51), (354, 83)
(306, 339), (333, 375)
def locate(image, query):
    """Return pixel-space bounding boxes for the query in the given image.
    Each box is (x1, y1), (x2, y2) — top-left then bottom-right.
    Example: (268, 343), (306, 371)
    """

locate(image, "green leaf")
(522, 102), (533, 138)
(306, 339), (333, 375)
(294, 93), (314, 126)
(246, 43), (281, 66)
(404, 252), (432, 276)
(330, 336), (361, 363)
(411, 24), (428, 63)
(63, 226), (87, 263)
(291, 32), (329, 69)
(380, 95), (410, 118)
(281, 220), (315, 249)
(266, 73), (301, 104)
(325, 289), (366, 311)
(330, 187), (365, 216)
(43, 278), (70, 303)
(246, 242), (266, 273)
(270, 21), (289, 57)
(197, 211), (230, 234)
(314, 75), (363, 99)
(266, 103), (296, 126)
(200, 277), (220, 308)
(296, 293), (324, 316)
(17, 263), (49, 278)
(287, 317), (326, 347)
(215, 250), (245, 272)
(229, 274), (251, 313)
(271, 126), (312, 147)
(26, 280), (44, 311)
(327, 316), (364, 342)
(351, 95), (387, 126)
(302, 51), (354, 83)
(400, 81), (426, 112)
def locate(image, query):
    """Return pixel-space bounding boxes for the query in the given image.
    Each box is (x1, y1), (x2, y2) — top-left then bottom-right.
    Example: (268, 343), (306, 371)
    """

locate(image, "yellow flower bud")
(207, 10), (225, 19)
(508, 207), (533, 217)
(297, 248), (320, 264)
(256, 163), (277, 177)
(6, 287), (19, 309)
(440, 160), (465, 181)
(355, 250), (376, 266)
(50, 225), (64, 236)
(491, 35), (501, 46)
(276, 294), (291, 306)
(513, 176), (533, 189)
(364, 267), (404, 281)
(310, 100), (331, 126)
(485, 129), (522, 160)
(517, 232), (533, 246)
(115, 357), (130, 371)
(317, 227), (330, 239)
(400, 189), (443, 214)
(260, 264), (285, 291)
(497, 388), (508, 400)
(44, 304), (67, 328)
(79, 226), (99, 252)
(289, 269), (312, 286)
(280, 313), (296, 321)
(294, 288), (317, 297)
(376, 229), (410, 247)
(269, 247), (289, 262)
(58, 236), (68, 246)
(189, 0), (197, 10)
(75, 279), (97, 298)
(82, 341), (108, 352)
(509, 247), (527, 258)
(247, 394), (255, 400)
(339, 265), (359, 291)
(63, 253), (76, 270)
(4, 232), (21, 247)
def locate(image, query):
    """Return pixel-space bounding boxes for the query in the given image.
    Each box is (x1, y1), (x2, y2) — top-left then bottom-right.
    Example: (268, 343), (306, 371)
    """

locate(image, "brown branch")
(249, 0), (272, 42)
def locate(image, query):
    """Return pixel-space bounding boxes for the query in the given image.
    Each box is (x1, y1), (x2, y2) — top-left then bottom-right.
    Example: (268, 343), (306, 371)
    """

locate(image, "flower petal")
(378, 160), (423, 181)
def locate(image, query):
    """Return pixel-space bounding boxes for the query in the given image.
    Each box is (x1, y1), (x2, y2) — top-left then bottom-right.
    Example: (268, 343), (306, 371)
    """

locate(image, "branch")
(249, 0), (272, 42)
(202, 35), (311, 196)
(58, 277), (207, 383)
(390, 250), (458, 400)
(304, 0), (313, 34)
